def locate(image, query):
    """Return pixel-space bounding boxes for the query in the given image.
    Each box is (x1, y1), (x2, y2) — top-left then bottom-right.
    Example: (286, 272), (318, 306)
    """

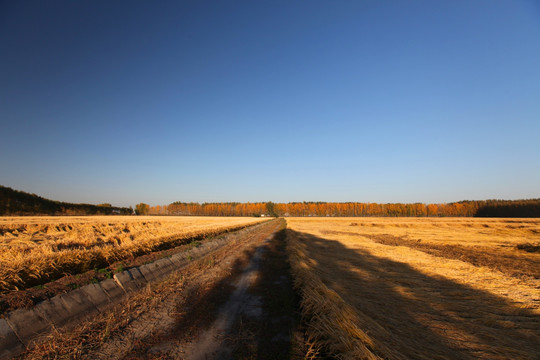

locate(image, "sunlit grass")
(0, 216), (266, 291)
(287, 217), (540, 359)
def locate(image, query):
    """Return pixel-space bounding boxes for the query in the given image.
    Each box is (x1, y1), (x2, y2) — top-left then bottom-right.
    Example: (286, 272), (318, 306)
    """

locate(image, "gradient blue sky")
(1, 1), (539, 207)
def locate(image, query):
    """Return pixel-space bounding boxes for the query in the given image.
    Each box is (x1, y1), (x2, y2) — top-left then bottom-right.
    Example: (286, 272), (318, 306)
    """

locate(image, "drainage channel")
(0, 221), (274, 360)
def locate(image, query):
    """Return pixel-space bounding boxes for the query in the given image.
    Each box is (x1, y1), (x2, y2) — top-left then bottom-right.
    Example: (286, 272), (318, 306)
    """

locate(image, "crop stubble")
(287, 217), (540, 360)
(0, 216), (267, 292)
(13, 219), (283, 360)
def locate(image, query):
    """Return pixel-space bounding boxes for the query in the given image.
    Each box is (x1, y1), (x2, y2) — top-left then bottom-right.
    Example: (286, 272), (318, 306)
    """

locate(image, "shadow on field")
(288, 229), (540, 360)
(119, 220), (301, 360)
(247, 227), (301, 360)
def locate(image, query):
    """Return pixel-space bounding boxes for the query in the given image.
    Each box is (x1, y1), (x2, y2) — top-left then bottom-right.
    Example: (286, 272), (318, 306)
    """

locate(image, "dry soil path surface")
(16, 219), (300, 360)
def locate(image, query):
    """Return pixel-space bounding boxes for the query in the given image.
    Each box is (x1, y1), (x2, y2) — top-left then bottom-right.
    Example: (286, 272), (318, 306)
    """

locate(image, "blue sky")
(1, 1), (539, 207)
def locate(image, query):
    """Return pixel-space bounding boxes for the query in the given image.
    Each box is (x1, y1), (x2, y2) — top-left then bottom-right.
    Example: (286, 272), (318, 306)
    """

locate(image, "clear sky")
(1, 1), (539, 207)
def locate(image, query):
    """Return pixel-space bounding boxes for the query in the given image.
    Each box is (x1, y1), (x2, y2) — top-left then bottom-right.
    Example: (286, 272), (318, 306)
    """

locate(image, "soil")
(0, 227), (256, 316)
(16, 218), (303, 360)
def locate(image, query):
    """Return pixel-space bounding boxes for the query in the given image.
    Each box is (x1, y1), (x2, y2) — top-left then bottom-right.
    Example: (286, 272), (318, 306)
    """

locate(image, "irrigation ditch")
(1, 219), (296, 360)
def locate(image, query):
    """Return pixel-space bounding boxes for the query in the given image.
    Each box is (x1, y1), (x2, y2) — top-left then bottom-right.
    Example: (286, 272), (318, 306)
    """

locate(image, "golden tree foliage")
(151, 199), (540, 217)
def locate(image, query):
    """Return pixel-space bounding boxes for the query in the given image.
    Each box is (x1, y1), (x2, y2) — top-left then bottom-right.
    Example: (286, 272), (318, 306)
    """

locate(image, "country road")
(14, 219), (301, 360)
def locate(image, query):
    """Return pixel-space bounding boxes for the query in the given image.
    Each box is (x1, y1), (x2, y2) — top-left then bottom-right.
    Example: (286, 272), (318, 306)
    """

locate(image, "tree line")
(150, 199), (540, 217)
(2, 184), (538, 217)
(0, 185), (132, 216)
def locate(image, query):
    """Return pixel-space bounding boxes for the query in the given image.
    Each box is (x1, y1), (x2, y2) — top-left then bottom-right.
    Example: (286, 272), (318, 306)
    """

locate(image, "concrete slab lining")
(0, 319), (24, 360)
(138, 258), (175, 282)
(114, 267), (147, 292)
(58, 288), (100, 324)
(0, 221), (270, 360)
(169, 253), (188, 267)
(5, 308), (51, 345)
(34, 296), (71, 328)
(138, 263), (158, 282)
(79, 283), (113, 312)
(100, 278), (126, 301)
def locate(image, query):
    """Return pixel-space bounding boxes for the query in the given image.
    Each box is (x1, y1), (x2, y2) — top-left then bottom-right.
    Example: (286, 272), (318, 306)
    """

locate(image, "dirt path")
(178, 238), (268, 359)
(16, 219), (301, 360)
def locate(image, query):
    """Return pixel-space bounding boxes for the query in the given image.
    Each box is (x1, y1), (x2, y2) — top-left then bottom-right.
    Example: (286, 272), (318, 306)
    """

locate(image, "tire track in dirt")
(181, 240), (268, 359)
(13, 219), (303, 360)
(135, 219), (301, 360)
(99, 220), (283, 360)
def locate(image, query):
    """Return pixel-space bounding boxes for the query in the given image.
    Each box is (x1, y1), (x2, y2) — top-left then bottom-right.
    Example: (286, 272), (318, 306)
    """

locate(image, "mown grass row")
(286, 229), (389, 360)
(286, 218), (540, 360)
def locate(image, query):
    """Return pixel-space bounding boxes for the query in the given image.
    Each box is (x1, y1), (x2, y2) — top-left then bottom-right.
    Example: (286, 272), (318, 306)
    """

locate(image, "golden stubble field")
(0, 216), (267, 292)
(286, 217), (540, 360)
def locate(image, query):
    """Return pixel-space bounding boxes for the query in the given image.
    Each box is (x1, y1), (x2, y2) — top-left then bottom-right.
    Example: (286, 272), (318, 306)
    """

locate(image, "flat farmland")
(286, 217), (540, 359)
(0, 216), (267, 293)
(4, 219), (292, 360)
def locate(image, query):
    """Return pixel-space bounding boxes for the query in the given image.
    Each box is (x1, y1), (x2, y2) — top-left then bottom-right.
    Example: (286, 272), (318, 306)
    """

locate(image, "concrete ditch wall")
(0, 223), (268, 360)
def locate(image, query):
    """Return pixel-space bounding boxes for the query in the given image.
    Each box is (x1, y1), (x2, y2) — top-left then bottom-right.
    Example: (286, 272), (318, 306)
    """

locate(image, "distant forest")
(1, 185), (538, 217)
(159, 199), (540, 218)
(0, 186), (132, 216)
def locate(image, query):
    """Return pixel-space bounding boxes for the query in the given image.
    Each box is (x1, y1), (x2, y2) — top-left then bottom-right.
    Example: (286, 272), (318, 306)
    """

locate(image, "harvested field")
(286, 217), (540, 360)
(11, 219), (300, 360)
(0, 216), (267, 292)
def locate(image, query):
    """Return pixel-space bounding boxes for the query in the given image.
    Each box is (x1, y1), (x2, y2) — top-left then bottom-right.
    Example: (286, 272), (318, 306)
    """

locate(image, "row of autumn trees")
(147, 199), (540, 217)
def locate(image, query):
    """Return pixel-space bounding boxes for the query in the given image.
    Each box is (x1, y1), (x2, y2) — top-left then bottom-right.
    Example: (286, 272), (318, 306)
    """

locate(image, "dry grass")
(287, 217), (540, 360)
(0, 216), (266, 292)
(16, 219), (281, 360)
